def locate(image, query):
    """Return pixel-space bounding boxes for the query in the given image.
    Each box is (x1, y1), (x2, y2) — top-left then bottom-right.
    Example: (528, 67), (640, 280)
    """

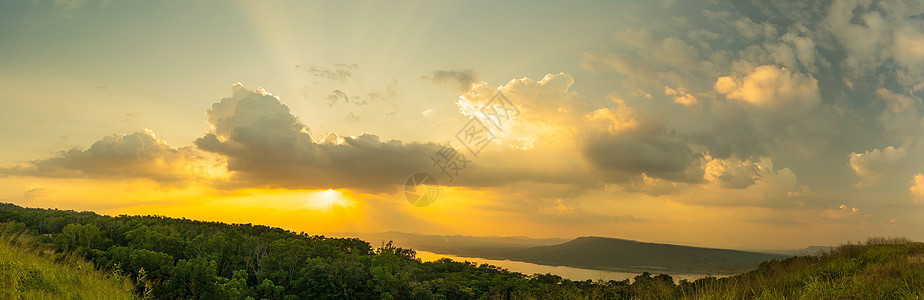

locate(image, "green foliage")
(1, 203), (923, 299)
(53, 223), (100, 253)
(163, 257), (220, 298)
(680, 237), (924, 299)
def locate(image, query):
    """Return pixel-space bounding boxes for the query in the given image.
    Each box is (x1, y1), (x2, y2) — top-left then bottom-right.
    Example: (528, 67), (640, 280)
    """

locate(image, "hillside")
(508, 236), (788, 274)
(679, 237), (924, 299)
(0, 225), (135, 299)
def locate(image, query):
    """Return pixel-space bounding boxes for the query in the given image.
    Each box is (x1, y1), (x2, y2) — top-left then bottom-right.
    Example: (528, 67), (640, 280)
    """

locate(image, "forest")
(0, 203), (680, 299)
(1, 202), (922, 299)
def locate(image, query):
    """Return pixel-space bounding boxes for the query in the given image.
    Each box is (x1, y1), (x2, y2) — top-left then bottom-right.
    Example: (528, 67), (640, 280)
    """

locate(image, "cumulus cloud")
(848, 146), (906, 187)
(630, 155), (812, 208)
(440, 74), (605, 188)
(664, 86), (698, 107)
(706, 64), (832, 158)
(195, 81), (601, 192)
(714, 65), (820, 110)
(582, 123), (701, 183)
(580, 101), (703, 184)
(195, 83), (439, 191)
(452, 73), (706, 186)
(771, 31), (821, 72)
(0, 129), (216, 185)
(820, 1), (924, 81)
(911, 173), (924, 204)
(447, 71), (810, 206)
(454, 73), (591, 150)
(704, 156), (761, 189)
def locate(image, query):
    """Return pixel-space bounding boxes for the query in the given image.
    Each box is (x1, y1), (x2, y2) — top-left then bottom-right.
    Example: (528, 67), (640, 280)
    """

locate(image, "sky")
(1, 0), (924, 249)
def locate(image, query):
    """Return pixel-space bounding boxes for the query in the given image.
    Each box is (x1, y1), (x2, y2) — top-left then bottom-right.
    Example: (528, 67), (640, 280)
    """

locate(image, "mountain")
(344, 232), (789, 275)
(507, 236), (789, 274)
(340, 231), (568, 259)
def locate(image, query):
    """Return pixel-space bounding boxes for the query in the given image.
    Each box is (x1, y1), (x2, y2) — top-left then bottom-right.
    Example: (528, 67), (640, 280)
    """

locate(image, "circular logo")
(404, 173), (439, 207)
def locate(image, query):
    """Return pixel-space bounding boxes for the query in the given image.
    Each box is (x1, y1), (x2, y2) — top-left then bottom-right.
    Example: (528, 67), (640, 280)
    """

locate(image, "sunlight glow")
(321, 188), (344, 208)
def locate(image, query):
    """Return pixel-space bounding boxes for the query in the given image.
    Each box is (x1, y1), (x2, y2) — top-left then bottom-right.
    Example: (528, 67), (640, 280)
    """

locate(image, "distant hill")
(340, 231), (568, 259)
(798, 245), (837, 255)
(345, 232), (788, 275)
(737, 245), (837, 256)
(507, 236), (789, 274)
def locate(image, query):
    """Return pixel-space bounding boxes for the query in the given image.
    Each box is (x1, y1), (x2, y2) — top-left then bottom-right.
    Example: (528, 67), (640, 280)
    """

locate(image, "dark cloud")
(196, 83), (603, 192)
(0, 130), (202, 185)
(426, 69), (478, 93)
(195, 84), (440, 191)
(582, 126), (702, 184)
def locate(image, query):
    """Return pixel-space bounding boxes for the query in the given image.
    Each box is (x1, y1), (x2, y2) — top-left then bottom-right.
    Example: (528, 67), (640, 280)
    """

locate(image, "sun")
(321, 188), (343, 208)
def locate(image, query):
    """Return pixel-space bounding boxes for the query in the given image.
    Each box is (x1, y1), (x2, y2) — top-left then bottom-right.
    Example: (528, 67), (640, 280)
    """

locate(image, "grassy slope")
(681, 237), (924, 299)
(0, 234), (135, 300)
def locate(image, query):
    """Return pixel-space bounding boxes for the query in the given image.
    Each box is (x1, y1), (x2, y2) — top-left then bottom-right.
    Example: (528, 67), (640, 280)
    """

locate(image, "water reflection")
(416, 250), (716, 282)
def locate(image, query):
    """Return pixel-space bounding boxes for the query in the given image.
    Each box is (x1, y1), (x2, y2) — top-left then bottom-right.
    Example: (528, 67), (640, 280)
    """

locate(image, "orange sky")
(1, 0), (923, 249)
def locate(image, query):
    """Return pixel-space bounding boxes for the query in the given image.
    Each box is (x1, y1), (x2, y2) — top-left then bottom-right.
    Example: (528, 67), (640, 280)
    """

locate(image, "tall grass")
(0, 224), (135, 299)
(680, 237), (924, 299)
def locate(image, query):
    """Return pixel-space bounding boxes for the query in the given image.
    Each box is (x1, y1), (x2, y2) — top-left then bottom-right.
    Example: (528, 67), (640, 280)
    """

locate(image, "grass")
(680, 237), (924, 299)
(0, 228), (136, 300)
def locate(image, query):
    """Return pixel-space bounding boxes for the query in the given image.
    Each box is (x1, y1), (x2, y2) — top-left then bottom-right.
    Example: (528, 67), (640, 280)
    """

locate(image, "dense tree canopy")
(0, 203), (730, 299)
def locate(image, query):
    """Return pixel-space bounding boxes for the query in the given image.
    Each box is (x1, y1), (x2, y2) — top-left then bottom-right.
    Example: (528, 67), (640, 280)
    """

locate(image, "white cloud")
(714, 65), (820, 110)
(664, 86), (699, 107)
(704, 156), (761, 189)
(848, 146), (906, 187)
(911, 173), (924, 204)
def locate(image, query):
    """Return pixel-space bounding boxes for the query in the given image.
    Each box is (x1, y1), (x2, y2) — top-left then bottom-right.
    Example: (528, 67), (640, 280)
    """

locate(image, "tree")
(163, 257), (220, 298)
(54, 223), (100, 253)
(129, 249), (174, 281)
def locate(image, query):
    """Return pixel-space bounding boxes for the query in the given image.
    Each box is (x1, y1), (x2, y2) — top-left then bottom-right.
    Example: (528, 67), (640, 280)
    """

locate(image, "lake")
(415, 250), (716, 282)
